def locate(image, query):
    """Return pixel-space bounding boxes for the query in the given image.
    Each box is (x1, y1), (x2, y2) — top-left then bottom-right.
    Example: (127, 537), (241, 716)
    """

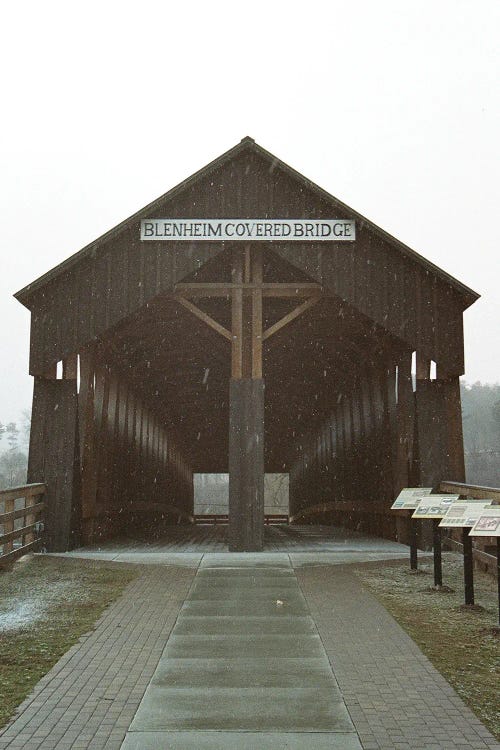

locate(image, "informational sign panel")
(412, 495), (460, 519)
(439, 501), (493, 528)
(140, 218), (356, 242)
(469, 508), (500, 536)
(391, 487), (433, 511)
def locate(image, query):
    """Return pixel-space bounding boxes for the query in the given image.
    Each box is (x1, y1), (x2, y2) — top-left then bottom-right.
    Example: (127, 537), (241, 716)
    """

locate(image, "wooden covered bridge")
(15, 137), (478, 552)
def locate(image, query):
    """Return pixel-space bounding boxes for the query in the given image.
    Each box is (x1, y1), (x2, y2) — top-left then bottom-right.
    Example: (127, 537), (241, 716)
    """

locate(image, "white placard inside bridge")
(140, 219), (356, 241)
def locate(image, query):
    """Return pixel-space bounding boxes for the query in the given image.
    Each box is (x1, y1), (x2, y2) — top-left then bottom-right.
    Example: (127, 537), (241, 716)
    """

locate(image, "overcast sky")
(1, 0), (498, 425)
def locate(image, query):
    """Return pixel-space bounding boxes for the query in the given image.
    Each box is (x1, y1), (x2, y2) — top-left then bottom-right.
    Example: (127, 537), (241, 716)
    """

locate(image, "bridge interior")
(73, 245), (407, 548)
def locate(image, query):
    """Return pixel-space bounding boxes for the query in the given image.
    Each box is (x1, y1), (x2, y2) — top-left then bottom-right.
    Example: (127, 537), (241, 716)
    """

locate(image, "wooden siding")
(24, 145), (470, 376)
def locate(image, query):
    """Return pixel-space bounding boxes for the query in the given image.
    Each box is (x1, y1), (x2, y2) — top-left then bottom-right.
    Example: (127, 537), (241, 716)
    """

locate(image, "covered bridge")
(15, 137), (478, 551)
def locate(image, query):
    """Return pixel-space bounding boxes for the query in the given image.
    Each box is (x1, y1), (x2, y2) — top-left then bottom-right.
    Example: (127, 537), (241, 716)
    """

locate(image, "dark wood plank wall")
(27, 378), (80, 551)
(78, 353), (193, 545)
(27, 149), (467, 377)
(286, 351), (418, 542)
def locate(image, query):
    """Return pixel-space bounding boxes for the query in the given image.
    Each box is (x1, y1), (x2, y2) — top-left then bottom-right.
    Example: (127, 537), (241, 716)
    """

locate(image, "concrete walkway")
(1, 550), (498, 750)
(122, 555), (360, 749)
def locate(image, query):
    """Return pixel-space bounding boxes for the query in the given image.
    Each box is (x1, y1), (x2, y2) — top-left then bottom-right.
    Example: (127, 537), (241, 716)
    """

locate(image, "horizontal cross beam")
(175, 282), (323, 298)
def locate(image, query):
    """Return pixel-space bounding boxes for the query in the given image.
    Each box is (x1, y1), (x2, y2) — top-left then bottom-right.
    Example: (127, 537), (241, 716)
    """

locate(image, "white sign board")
(412, 495), (460, 519)
(391, 487), (433, 511)
(140, 219), (356, 241)
(469, 508), (500, 537)
(439, 501), (494, 528)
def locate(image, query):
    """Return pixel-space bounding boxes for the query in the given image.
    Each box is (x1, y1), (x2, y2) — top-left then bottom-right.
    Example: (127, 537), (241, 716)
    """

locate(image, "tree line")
(0, 414), (30, 489)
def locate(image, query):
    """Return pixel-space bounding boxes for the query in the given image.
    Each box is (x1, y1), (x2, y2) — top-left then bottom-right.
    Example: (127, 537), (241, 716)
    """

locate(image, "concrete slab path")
(122, 556), (360, 749)
(0, 550), (498, 750)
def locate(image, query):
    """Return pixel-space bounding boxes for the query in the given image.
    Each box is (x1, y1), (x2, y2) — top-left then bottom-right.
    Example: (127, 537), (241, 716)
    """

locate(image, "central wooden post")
(228, 246), (265, 551)
(174, 247), (321, 551)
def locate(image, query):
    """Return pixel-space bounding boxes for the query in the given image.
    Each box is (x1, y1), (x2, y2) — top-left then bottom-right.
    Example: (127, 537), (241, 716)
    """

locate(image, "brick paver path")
(0, 567), (194, 750)
(297, 565), (500, 750)
(1, 556), (499, 750)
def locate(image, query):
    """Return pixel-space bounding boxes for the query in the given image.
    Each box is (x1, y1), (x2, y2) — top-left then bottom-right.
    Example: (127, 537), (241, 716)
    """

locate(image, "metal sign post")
(412, 495), (459, 588)
(439, 499), (494, 606)
(432, 520), (443, 587)
(469, 508), (500, 626)
(391, 488), (433, 571)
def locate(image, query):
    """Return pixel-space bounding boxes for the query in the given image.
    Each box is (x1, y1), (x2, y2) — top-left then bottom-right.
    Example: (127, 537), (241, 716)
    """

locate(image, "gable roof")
(15, 136), (479, 308)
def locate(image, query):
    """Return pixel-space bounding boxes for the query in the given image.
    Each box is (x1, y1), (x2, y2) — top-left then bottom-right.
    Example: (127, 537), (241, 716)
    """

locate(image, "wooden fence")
(440, 480), (500, 574)
(193, 514), (289, 526)
(0, 484), (45, 564)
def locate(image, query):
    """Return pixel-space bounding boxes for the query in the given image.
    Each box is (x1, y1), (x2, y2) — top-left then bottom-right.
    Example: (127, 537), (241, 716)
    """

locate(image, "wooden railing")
(0, 484), (45, 564)
(193, 514), (289, 526)
(289, 500), (388, 524)
(439, 480), (500, 574)
(439, 481), (500, 503)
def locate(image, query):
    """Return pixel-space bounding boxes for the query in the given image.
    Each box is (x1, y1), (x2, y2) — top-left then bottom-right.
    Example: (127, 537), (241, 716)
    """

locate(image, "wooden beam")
(62, 353), (78, 380)
(416, 353), (431, 380)
(175, 282), (323, 298)
(175, 297), (232, 341)
(231, 249), (244, 379)
(263, 297), (320, 341)
(252, 247), (263, 379)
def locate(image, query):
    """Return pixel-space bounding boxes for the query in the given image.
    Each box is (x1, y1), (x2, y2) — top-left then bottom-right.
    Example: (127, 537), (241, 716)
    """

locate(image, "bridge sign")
(140, 218), (356, 241)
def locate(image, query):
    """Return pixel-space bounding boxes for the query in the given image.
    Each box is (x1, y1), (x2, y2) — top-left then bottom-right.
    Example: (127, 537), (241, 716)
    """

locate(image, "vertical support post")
(433, 519), (443, 588)
(497, 537), (500, 627)
(228, 245), (265, 551)
(228, 378), (264, 551)
(414, 354), (436, 550)
(3, 498), (14, 555)
(436, 367), (466, 483)
(251, 246), (263, 380)
(28, 376), (79, 552)
(79, 348), (98, 543)
(409, 516), (418, 570)
(395, 350), (415, 545)
(462, 527), (475, 605)
(231, 248), (243, 380)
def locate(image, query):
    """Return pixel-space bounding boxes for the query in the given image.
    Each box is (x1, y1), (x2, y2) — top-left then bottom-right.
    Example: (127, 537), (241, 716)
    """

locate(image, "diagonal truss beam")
(263, 296), (320, 341)
(175, 296), (232, 341)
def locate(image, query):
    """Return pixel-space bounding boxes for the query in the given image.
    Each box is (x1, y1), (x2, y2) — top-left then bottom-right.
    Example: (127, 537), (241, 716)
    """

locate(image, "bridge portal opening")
(194, 474), (289, 519)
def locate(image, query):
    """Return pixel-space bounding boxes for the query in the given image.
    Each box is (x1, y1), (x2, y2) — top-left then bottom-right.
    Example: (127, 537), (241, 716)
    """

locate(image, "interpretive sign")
(412, 495), (460, 519)
(391, 487), (433, 511)
(469, 508), (500, 536)
(140, 219), (356, 241)
(439, 501), (493, 528)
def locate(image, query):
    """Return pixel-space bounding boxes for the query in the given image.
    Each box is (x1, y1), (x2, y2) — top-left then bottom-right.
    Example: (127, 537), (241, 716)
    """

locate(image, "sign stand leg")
(433, 520), (443, 587)
(462, 527), (475, 606)
(497, 537), (500, 627)
(410, 518), (418, 570)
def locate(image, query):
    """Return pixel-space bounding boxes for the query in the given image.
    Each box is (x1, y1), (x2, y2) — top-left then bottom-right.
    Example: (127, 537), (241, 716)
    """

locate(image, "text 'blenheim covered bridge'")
(15, 137), (479, 552)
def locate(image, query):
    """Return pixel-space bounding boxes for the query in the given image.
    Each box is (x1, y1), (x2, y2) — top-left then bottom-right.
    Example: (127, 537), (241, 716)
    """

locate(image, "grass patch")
(0, 555), (140, 729)
(355, 553), (500, 740)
